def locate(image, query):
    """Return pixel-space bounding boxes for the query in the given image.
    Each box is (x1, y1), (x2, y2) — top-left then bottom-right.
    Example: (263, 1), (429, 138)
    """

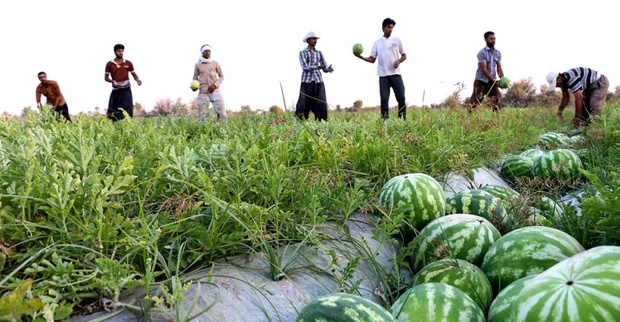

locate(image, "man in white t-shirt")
(354, 17), (407, 119)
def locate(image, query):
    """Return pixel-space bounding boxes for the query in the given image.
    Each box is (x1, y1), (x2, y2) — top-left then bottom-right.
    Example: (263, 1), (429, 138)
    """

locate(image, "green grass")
(0, 104), (619, 319)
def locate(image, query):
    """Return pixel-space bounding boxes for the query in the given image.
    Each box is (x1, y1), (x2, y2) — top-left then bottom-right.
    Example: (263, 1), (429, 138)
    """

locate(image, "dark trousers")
(469, 79), (502, 111)
(107, 87), (134, 121)
(296, 82), (328, 121)
(379, 75), (407, 119)
(55, 103), (72, 122)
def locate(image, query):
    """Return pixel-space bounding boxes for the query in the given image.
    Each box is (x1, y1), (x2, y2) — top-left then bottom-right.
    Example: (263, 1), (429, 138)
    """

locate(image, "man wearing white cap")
(547, 67), (609, 127)
(193, 44), (226, 121)
(295, 31), (333, 121)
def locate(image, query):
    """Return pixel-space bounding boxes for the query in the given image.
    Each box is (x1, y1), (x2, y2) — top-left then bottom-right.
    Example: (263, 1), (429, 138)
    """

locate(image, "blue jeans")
(379, 75), (406, 119)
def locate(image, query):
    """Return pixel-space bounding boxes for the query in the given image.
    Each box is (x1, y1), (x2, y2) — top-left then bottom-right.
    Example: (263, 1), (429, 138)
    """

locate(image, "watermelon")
(510, 245), (620, 322)
(411, 258), (493, 313)
(480, 226), (585, 292)
(534, 196), (563, 219)
(532, 148), (583, 180)
(487, 275), (536, 322)
(498, 76), (510, 89)
(445, 189), (516, 233)
(352, 43), (364, 55)
(499, 155), (534, 182)
(569, 148), (589, 166)
(525, 207), (553, 227)
(519, 148), (545, 161)
(408, 214), (501, 271)
(190, 79), (200, 91)
(479, 185), (521, 211)
(391, 283), (486, 322)
(379, 173), (446, 235)
(537, 132), (573, 149)
(296, 293), (395, 322)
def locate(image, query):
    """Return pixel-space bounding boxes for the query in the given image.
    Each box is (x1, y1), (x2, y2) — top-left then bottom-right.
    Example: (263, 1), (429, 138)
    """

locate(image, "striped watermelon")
(525, 207), (553, 227)
(479, 185), (521, 211)
(408, 214), (501, 271)
(445, 189), (516, 233)
(538, 132), (573, 149)
(411, 258), (493, 313)
(391, 283), (486, 322)
(499, 155), (534, 182)
(569, 148), (589, 166)
(534, 196), (563, 219)
(532, 148), (583, 180)
(487, 275), (536, 322)
(379, 173), (446, 235)
(296, 293), (395, 322)
(510, 245), (620, 322)
(480, 226), (585, 292)
(519, 148), (545, 160)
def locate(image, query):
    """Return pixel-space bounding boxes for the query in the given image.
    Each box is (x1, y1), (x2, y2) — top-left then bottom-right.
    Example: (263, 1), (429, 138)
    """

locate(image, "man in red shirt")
(35, 71), (72, 122)
(104, 44), (142, 121)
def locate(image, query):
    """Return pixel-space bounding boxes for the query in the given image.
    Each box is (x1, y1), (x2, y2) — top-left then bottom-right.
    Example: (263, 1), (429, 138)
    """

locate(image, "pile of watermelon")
(295, 131), (619, 322)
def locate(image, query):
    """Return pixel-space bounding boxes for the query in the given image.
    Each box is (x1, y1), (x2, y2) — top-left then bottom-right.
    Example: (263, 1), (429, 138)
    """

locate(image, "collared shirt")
(475, 46), (502, 82)
(561, 67), (600, 93)
(370, 36), (405, 77)
(36, 80), (66, 107)
(193, 60), (224, 93)
(105, 59), (135, 87)
(299, 47), (327, 83)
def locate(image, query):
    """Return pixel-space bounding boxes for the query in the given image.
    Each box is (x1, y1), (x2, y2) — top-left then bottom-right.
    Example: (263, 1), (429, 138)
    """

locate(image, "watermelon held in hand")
(510, 245), (620, 322)
(296, 293), (395, 322)
(352, 43), (363, 55)
(190, 80), (200, 91)
(499, 76), (510, 89)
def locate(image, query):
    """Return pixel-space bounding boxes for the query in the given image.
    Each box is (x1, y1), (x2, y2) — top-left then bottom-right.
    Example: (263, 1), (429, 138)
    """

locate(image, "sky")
(1, 0), (616, 116)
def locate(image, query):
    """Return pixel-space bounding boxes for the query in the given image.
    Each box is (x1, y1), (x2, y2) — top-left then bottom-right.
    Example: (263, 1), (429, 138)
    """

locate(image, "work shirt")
(193, 60), (224, 93)
(298, 47), (327, 83)
(561, 67), (600, 93)
(370, 36), (405, 77)
(475, 46), (502, 83)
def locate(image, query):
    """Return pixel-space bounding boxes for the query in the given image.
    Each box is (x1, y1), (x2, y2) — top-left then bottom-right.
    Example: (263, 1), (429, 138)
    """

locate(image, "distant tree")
(269, 105), (284, 114)
(438, 81), (466, 109)
(21, 106), (35, 118)
(353, 100), (363, 111)
(336, 104), (341, 111)
(153, 98), (173, 116)
(134, 102), (144, 117)
(240, 105), (252, 115)
(94, 106), (101, 115)
(503, 78), (537, 108)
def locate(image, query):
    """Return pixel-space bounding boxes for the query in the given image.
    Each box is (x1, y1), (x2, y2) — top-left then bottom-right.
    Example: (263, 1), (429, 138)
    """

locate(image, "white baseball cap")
(303, 31), (320, 43)
(546, 71), (559, 92)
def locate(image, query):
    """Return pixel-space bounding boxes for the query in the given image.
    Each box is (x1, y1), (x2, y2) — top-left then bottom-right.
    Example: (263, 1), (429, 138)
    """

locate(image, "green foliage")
(0, 104), (617, 319)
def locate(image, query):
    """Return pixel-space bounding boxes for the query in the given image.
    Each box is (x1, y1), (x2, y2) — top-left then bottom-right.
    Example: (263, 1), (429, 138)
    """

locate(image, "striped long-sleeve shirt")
(299, 48), (328, 83)
(561, 67), (600, 93)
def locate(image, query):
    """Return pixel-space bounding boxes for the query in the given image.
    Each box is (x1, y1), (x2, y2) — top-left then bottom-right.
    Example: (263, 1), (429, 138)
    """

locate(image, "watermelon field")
(1, 104), (619, 321)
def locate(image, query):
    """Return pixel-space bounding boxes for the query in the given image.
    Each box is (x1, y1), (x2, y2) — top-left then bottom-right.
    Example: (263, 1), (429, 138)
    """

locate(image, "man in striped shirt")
(295, 32), (333, 121)
(547, 67), (609, 127)
(469, 31), (504, 112)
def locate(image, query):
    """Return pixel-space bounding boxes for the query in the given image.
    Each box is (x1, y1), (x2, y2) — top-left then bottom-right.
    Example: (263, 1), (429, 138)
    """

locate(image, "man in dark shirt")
(547, 67), (609, 127)
(104, 44), (142, 121)
(35, 71), (71, 122)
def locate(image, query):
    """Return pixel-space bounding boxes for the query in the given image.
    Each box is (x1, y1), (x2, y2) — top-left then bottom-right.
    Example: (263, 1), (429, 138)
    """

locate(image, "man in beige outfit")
(193, 44), (226, 121)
